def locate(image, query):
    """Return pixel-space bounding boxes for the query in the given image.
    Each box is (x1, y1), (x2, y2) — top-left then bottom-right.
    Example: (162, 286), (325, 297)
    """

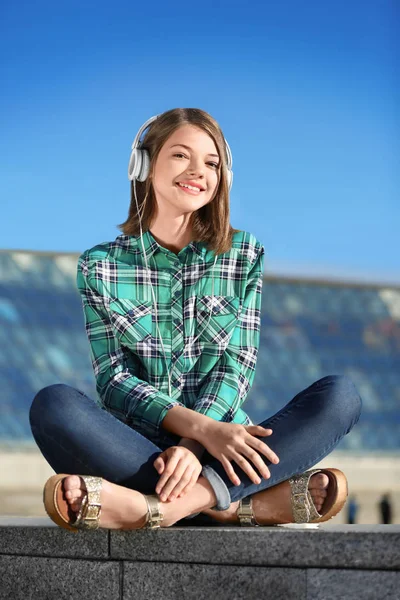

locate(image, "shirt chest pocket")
(195, 295), (241, 344)
(108, 298), (153, 343)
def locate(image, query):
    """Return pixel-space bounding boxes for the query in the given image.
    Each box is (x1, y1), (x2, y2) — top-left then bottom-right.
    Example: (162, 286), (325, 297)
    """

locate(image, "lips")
(176, 181), (205, 191)
(176, 183), (203, 195)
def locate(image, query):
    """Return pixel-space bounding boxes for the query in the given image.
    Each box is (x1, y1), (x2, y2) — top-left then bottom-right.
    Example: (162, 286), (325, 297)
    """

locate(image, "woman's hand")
(198, 422), (280, 486)
(153, 446), (203, 502)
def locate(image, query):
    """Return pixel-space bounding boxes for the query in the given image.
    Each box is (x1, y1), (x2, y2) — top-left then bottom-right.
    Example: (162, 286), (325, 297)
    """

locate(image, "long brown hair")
(117, 108), (241, 255)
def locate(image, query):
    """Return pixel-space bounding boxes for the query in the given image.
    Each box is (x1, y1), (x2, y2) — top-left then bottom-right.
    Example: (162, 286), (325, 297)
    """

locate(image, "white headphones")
(128, 113), (233, 397)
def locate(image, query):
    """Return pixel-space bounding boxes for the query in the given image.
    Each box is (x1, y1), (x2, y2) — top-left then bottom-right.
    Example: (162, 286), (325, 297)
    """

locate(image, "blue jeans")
(29, 375), (361, 518)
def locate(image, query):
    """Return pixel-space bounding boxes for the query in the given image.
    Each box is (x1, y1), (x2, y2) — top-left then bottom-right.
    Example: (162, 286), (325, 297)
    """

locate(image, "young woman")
(30, 108), (362, 531)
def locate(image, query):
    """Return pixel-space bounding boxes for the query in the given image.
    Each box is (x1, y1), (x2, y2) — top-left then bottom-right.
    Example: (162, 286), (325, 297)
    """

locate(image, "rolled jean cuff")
(200, 464), (231, 511)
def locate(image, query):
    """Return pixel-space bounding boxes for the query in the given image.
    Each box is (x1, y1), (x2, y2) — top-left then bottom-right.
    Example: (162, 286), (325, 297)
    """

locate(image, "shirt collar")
(130, 229), (208, 261)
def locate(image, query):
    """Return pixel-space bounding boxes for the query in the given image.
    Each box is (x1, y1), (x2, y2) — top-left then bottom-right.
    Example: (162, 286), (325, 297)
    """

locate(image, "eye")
(173, 153), (219, 169)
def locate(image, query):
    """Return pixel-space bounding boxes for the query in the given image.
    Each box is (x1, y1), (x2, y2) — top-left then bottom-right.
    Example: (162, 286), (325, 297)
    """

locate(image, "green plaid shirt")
(76, 229), (265, 449)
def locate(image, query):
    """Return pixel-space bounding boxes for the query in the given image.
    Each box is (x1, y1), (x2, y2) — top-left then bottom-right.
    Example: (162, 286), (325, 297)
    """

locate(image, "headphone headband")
(130, 115), (159, 154)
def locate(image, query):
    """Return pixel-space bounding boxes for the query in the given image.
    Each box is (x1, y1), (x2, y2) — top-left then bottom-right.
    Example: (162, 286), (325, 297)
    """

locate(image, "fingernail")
(161, 494), (166, 501)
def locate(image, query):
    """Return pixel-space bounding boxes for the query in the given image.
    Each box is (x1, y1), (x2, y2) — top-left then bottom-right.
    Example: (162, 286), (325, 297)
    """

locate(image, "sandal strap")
(142, 494), (164, 529)
(237, 496), (259, 526)
(289, 469), (322, 523)
(73, 476), (102, 530)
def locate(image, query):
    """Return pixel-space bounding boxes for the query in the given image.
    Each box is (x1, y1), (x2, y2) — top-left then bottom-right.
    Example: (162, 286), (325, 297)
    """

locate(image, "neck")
(149, 216), (194, 255)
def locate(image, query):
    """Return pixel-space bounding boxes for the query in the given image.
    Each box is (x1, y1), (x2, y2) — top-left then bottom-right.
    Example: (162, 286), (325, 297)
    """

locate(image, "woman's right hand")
(199, 422), (280, 486)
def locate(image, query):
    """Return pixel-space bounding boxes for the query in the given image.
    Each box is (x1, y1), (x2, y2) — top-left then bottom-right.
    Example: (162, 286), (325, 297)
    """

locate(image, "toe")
(63, 475), (83, 492)
(319, 474), (329, 489)
(69, 501), (81, 512)
(309, 473), (329, 490)
(310, 486), (328, 510)
(65, 489), (85, 502)
(313, 489), (328, 499)
(63, 476), (86, 506)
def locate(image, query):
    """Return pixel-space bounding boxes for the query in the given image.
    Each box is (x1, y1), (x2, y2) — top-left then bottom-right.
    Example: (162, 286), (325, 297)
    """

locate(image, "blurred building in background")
(0, 248), (399, 523)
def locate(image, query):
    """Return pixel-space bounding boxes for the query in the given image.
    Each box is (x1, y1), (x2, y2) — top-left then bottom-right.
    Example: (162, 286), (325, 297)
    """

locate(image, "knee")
(29, 383), (77, 430)
(314, 374), (362, 428)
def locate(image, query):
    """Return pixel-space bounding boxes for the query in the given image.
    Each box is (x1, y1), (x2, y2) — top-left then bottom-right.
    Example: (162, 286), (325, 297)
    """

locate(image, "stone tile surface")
(123, 562), (305, 600)
(111, 525), (400, 569)
(0, 523), (109, 559)
(0, 555), (119, 600)
(307, 569), (400, 600)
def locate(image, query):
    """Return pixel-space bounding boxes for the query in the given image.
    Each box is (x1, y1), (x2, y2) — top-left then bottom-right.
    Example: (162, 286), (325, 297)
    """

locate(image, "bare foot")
(62, 476), (152, 529)
(62, 474), (217, 529)
(203, 472), (330, 524)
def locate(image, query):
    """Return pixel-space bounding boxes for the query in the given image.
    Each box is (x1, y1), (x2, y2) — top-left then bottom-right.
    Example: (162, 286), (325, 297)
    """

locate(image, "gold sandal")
(236, 468), (348, 526)
(43, 473), (164, 532)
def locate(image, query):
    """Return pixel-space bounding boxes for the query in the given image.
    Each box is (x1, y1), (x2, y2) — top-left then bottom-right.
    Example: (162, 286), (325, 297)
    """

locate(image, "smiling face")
(151, 124), (221, 217)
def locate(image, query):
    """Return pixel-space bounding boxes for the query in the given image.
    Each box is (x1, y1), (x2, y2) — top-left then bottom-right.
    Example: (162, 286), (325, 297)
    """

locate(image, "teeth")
(178, 183), (202, 192)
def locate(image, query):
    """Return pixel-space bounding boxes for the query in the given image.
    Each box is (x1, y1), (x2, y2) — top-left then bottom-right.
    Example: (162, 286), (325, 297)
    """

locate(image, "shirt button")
(173, 290), (181, 299)
(172, 380), (180, 388)
(173, 318), (181, 326)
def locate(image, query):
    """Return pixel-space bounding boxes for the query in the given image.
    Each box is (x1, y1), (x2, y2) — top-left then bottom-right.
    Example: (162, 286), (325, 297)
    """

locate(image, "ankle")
(202, 499), (240, 523)
(159, 476), (218, 527)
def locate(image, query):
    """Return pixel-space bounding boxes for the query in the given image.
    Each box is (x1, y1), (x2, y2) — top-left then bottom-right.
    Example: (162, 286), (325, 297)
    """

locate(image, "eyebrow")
(169, 144), (220, 159)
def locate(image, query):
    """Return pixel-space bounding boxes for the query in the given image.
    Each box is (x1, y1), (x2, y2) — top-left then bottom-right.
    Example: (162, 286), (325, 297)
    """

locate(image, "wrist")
(161, 405), (214, 442)
(192, 416), (218, 447)
(178, 437), (205, 460)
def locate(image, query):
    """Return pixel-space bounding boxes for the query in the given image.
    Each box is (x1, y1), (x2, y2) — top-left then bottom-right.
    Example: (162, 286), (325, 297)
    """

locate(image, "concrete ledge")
(1, 518), (399, 569)
(110, 523), (400, 570)
(0, 519), (399, 599)
(0, 517), (109, 559)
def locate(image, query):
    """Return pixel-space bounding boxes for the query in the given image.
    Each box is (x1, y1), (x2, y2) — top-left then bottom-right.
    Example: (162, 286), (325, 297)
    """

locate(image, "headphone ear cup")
(137, 149), (151, 182)
(128, 148), (151, 182)
(226, 169), (233, 191)
(128, 148), (142, 181)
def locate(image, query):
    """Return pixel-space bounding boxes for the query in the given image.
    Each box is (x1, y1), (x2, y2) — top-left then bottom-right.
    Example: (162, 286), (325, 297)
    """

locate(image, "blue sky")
(1, 0), (398, 284)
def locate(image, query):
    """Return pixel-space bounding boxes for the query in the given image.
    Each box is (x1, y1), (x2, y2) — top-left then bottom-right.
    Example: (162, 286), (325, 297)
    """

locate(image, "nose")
(186, 157), (205, 176)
